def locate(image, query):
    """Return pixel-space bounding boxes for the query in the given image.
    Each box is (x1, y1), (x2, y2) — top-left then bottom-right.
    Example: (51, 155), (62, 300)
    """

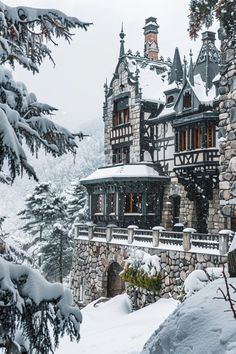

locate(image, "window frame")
(124, 192), (142, 214)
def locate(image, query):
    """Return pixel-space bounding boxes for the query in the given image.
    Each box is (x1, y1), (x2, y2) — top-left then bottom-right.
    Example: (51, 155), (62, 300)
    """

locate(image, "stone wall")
(71, 238), (227, 307)
(104, 65), (141, 165)
(161, 181), (223, 233)
(218, 35), (236, 221)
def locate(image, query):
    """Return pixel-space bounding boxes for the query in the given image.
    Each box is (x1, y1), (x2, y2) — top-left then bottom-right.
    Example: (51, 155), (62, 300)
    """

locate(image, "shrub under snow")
(120, 249), (161, 293)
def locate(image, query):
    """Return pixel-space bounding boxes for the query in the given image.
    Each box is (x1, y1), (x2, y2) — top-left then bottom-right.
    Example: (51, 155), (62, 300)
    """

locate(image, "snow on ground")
(56, 294), (178, 354)
(142, 277), (236, 354)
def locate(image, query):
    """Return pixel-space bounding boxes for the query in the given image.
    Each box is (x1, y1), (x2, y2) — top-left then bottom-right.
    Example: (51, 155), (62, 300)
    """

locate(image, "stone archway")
(107, 262), (125, 298)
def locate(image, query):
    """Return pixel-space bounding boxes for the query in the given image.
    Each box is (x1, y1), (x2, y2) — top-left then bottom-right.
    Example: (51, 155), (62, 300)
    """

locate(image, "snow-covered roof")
(212, 72), (220, 83)
(126, 57), (169, 103)
(154, 105), (175, 120)
(191, 73), (216, 103)
(163, 81), (181, 93)
(81, 163), (169, 184)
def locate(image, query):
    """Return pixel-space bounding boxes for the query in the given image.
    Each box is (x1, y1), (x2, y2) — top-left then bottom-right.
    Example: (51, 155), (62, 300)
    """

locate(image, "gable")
(174, 79), (200, 115)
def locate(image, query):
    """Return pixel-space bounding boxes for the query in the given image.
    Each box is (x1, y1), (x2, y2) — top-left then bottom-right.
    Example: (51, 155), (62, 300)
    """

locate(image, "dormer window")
(183, 91), (191, 109)
(167, 95), (174, 104)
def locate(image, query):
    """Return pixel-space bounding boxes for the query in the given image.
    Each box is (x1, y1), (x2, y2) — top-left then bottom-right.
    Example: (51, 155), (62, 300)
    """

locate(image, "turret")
(194, 31), (220, 91)
(143, 17), (159, 61)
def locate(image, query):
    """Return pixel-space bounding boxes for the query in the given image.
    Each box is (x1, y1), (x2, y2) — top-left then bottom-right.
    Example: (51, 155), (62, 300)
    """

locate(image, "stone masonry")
(71, 238), (227, 307)
(161, 182), (225, 232)
(219, 34), (236, 220)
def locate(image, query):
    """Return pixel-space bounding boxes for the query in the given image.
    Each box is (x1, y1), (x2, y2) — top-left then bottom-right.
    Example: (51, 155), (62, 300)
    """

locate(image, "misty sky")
(5, 0), (219, 132)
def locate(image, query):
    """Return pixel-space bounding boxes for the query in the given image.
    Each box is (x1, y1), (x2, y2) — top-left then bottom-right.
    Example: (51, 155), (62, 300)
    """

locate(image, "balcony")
(174, 148), (219, 170)
(110, 123), (132, 141)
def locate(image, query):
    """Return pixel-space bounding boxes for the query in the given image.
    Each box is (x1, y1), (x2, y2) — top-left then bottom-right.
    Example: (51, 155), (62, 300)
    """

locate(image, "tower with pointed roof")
(194, 31), (220, 93)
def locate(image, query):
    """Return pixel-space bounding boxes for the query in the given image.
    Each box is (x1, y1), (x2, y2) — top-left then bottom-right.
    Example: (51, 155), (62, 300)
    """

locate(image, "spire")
(188, 49), (194, 86)
(119, 23), (126, 58)
(103, 79), (108, 122)
(169, 47), (183, 84)
(104, 78), (108, 96)
(194, 31), (220, 91)
(183, 56), (187, 84)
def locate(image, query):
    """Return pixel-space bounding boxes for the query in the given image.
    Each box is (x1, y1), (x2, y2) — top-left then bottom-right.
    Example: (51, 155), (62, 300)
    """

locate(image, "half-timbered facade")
(81, 18), (226, 232)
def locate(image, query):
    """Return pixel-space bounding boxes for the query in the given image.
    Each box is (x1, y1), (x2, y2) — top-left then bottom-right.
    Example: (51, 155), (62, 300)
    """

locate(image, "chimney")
(143, 17), (159, 61)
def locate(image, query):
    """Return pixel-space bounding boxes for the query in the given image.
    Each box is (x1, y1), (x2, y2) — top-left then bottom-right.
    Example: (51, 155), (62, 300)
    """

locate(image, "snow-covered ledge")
(74, 224), (234, 256)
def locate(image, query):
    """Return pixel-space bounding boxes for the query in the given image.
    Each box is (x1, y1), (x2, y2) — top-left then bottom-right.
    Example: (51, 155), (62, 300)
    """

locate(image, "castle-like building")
(81, 17), (227, 234)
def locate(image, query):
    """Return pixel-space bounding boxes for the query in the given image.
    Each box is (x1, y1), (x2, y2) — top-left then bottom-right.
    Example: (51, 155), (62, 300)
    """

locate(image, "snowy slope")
(56, 294), (178, 354)
(142, 278), (236, 354)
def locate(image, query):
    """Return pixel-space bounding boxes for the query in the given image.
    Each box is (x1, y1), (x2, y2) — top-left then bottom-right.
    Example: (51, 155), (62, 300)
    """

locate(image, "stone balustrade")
(74, 223), (234, 256)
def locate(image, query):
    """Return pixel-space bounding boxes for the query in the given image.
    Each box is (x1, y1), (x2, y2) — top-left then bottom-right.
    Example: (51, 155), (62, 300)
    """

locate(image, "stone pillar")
(106, 224), (117, 242)
(88, 223), (95, 240)
(74, 223), (84, 238)
(219, 229), (232, 255)
(128, 225), (138, 244)
(182, 228), (195, 252)
(152, 226), (166, 247)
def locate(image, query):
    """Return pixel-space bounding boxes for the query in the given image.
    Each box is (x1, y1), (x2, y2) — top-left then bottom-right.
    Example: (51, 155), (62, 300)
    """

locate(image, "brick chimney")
(143, 17), (159, 61)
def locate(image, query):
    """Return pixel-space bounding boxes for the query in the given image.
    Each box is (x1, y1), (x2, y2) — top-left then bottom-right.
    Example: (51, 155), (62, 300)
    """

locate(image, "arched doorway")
(107, 262), (125, 298)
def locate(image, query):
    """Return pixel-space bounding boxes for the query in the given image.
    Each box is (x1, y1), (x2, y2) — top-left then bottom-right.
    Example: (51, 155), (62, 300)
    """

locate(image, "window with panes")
(112, 146), (130, 164)
(146, 194), (156, 213)
(108, 193), (116, 213)
(113, 97), (129, 126)
(183, 91), (192, 109)
(124, 193), (142, 213)
(95, 194), (104, 213)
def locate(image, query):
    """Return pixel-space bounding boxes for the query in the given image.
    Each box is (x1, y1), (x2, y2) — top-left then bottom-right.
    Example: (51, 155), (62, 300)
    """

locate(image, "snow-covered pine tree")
(0, 257), (82, 354)
(0, 1), (91, 182)
(64, 179), (89, 226)
(0, 2), (90, 352)
(18, 182), (67, 267)
(188, 0), (235, 39)
(41, 223), (73, 284)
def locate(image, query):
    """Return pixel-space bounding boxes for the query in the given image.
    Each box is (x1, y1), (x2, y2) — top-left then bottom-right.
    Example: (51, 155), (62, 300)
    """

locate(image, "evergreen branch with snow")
(188, 0), (235, 39)
(0, 1), (91, 72)
(0, 1), (91, 182)
(0, 256), (82, 353)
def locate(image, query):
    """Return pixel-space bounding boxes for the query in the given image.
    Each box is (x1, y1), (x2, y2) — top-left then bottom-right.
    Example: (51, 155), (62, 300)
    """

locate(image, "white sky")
(5, 0), (219, 132)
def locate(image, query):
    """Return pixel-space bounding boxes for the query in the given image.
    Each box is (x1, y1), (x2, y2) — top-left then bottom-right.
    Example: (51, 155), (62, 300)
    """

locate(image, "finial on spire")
(119, 23), (126, 58)
(183, 55), (187, 83)
(188, 49), (194, 86)
(104, 78), (108, 94)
